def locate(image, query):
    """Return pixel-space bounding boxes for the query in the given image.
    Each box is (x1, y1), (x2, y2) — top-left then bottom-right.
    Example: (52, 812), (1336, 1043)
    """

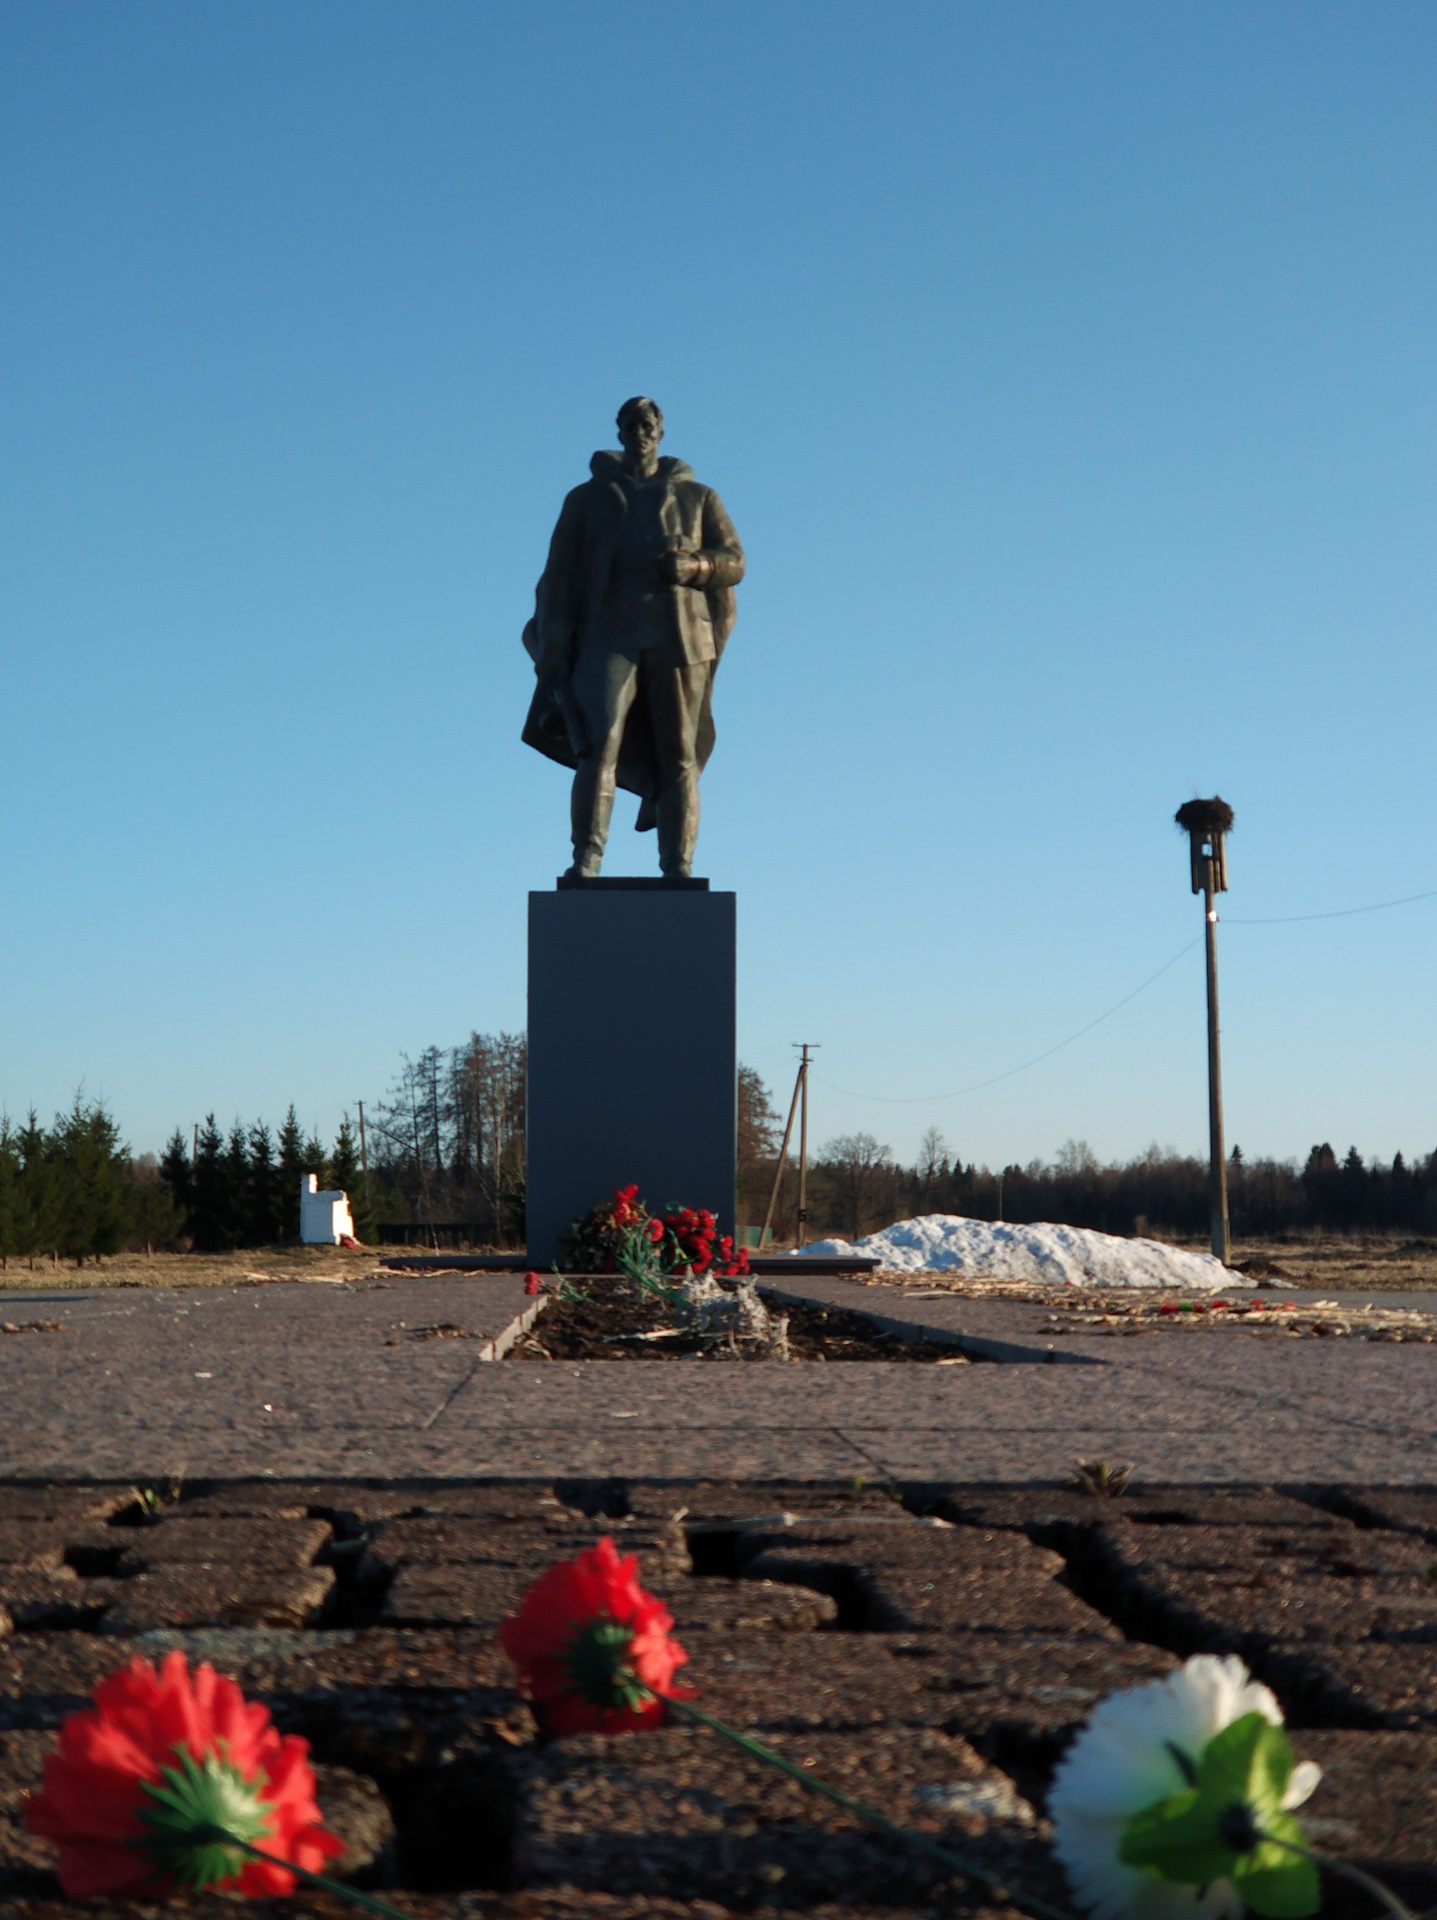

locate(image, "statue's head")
(616, 397), (664, 463)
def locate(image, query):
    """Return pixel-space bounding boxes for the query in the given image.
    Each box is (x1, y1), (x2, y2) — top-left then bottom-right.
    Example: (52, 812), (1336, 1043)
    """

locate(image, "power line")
(812, 936), (1201, 1105)
(775, 876), (1436, 1111)
(1225, 884), (1437, 925)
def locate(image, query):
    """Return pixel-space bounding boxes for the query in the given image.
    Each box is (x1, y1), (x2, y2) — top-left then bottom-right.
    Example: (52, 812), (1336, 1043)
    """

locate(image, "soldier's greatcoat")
(522, 451), (744, 832)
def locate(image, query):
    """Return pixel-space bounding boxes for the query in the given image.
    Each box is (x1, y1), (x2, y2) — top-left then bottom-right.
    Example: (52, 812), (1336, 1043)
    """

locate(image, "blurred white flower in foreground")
(1048, 1653), (1322, 1920)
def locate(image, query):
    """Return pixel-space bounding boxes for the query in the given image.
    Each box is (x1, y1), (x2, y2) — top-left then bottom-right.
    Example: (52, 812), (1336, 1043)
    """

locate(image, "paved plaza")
(1, 1271), (1433, 1488)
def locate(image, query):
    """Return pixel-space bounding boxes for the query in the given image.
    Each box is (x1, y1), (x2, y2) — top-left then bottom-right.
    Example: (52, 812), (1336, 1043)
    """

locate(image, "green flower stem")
(1258, 1828), (1416, 1920)
(668, 1698), (1074, 1920)
(190, 1823), (416, 1920)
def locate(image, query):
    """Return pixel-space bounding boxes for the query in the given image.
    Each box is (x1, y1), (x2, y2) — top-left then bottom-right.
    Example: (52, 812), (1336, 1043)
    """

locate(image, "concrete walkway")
(0, 1272), (1433, 1486)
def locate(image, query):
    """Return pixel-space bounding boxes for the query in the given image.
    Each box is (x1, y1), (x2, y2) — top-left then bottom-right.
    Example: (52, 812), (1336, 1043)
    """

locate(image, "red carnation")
(524, 1270), (544, 1296)
(25, 1650), (341, 1899)
(499, 1536), (689, 1736)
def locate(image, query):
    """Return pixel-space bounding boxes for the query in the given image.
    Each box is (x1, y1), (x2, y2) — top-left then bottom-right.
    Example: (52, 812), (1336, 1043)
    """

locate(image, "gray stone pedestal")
(526, 882), (736, 1265)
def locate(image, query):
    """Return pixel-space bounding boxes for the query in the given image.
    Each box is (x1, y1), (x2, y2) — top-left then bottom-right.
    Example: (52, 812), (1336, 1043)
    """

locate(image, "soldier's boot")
(568, 759), (615, 878)
(657, 784), (699, 880)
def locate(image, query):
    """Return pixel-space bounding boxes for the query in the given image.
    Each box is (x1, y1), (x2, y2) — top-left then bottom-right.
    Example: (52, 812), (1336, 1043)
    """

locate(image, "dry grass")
(0, 1244), (400, 1291)
(1225, 1233), (1437, 1292)
(6, 1231), (1436, 1297)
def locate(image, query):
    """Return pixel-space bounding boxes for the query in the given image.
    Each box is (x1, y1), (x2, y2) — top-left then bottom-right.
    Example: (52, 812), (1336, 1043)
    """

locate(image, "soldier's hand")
(655, 549), (700, 586)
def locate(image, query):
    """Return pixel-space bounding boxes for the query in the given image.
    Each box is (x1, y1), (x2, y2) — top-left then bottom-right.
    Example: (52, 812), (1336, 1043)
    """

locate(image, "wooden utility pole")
(794, 1043), (819, 1248)
(760, 1061), (805, 1246)
(1175, 798), (1234, 1264)
(355, 1100), (370, 1187)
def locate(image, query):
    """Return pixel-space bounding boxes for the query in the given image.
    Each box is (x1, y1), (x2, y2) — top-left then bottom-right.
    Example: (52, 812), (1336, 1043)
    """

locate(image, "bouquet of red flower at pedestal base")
(561, 1184), (650, 1272)
(563, 1186), (751, 1285)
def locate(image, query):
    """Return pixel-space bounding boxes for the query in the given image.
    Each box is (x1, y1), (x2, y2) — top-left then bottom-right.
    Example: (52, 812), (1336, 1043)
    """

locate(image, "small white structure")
(299, 1174), (355, 1245)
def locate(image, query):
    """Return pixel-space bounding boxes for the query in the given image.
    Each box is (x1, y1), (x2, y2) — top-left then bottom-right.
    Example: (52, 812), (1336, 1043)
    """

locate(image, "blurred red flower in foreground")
(524, 1270), (544, 1295)
(499, 1536), (689, 1734)
(25, 1649), (341, 1898)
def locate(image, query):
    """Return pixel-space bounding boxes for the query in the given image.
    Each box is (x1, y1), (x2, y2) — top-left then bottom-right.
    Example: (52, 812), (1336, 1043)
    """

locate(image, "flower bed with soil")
(509, 1277), (977, 1363)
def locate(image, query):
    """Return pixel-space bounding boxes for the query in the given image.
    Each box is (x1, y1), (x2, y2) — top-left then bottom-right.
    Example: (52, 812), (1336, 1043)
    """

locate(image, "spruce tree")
(159, 1129), (193, 1238)
(276, 1106), (307, 1240)
(129, 1164), (183, 1251)
(0, 1119), (19, 1267)
(81, 1101), (132, 1258)
(45, 1098), (131, 1263)
(191, 1116), (226, 1251)
(303, 1129), (330, 1190)
(223, 1123), (250, 1248)
(246, 1122), (284, 1245)
(17, 1111), (55, 1265)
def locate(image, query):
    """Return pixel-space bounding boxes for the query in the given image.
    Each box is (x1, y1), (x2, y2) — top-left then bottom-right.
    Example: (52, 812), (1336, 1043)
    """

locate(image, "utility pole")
(1176, 798), (1234, 1264)
(794, 1043), (819, 1248)
(355, 1100), (372, 1239)
(192, 1122), (198, 1167)
(760, 1060), (805, 1246)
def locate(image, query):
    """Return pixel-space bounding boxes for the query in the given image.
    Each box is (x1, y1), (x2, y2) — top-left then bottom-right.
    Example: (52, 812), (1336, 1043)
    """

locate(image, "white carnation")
(1048, 1654), (1322, 1920)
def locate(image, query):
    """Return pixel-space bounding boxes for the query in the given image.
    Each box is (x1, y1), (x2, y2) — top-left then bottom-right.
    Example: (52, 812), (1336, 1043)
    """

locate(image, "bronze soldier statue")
(522, 398), (745, 879)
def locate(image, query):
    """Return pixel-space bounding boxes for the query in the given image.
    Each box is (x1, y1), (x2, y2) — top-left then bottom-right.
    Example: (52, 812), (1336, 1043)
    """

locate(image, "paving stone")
(1327, 1488), (1437, 1541)
(0, 1487), (133, 1527)
(0, 1570), (106, 1631)
(93, 1564), (336, 1633)
(0, 1528), (67, 1572)
(0, 1892), (1029, 1919)
(311, 1763), (398, 1879)
(930, 1486), (1347, 1543)
(1262, 1639), (1437, 1730)
(362, 1515), (689, 1584)
(513, 1722), (1058, 1911)
(1094, 1518), (1435, 1578)
(7, 1468), (1436, 1919)
(0, 1628), (519, 1733)
(649, 1579), (838, 1635)
(1286, 1729), (1437, 1914)
(111, 1515), (333, 1573)
(744, 1524), (1119, 1639)
(1117, 1563), (1437, 1652)
(0, 1727), (58, 1896)
(178, 1483), (578, 1527)
(627, 1481), (911, 1524)
(677, 1631), (1178, 1771)
(1109, 1489), (1345, 1528)
(897, 1636), (1181, 1789)
(178, 1482), (379, 1521)
(680, 1634), (949, 1733)
(381, 1564), (531, 1629)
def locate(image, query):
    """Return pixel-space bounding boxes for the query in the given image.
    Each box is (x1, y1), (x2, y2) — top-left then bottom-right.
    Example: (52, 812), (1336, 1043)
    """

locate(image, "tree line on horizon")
(745, 1107), (1437, 1245)
(7, 1061), (1435, 1261)
(0, 1101), (181, 1266)
(157, 1109), (379, 1250)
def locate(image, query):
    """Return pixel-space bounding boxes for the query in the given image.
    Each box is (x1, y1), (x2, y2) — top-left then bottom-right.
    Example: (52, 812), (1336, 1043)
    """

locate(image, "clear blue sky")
(3, 2), (1435, 1173)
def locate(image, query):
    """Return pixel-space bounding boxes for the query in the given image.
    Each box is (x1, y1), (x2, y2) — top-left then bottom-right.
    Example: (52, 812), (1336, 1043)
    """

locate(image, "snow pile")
(795, 1214), (1243, 1290)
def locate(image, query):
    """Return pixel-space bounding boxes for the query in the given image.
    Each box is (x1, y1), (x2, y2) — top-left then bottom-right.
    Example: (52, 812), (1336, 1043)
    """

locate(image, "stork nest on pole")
(1174, 796), (1234, 835)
